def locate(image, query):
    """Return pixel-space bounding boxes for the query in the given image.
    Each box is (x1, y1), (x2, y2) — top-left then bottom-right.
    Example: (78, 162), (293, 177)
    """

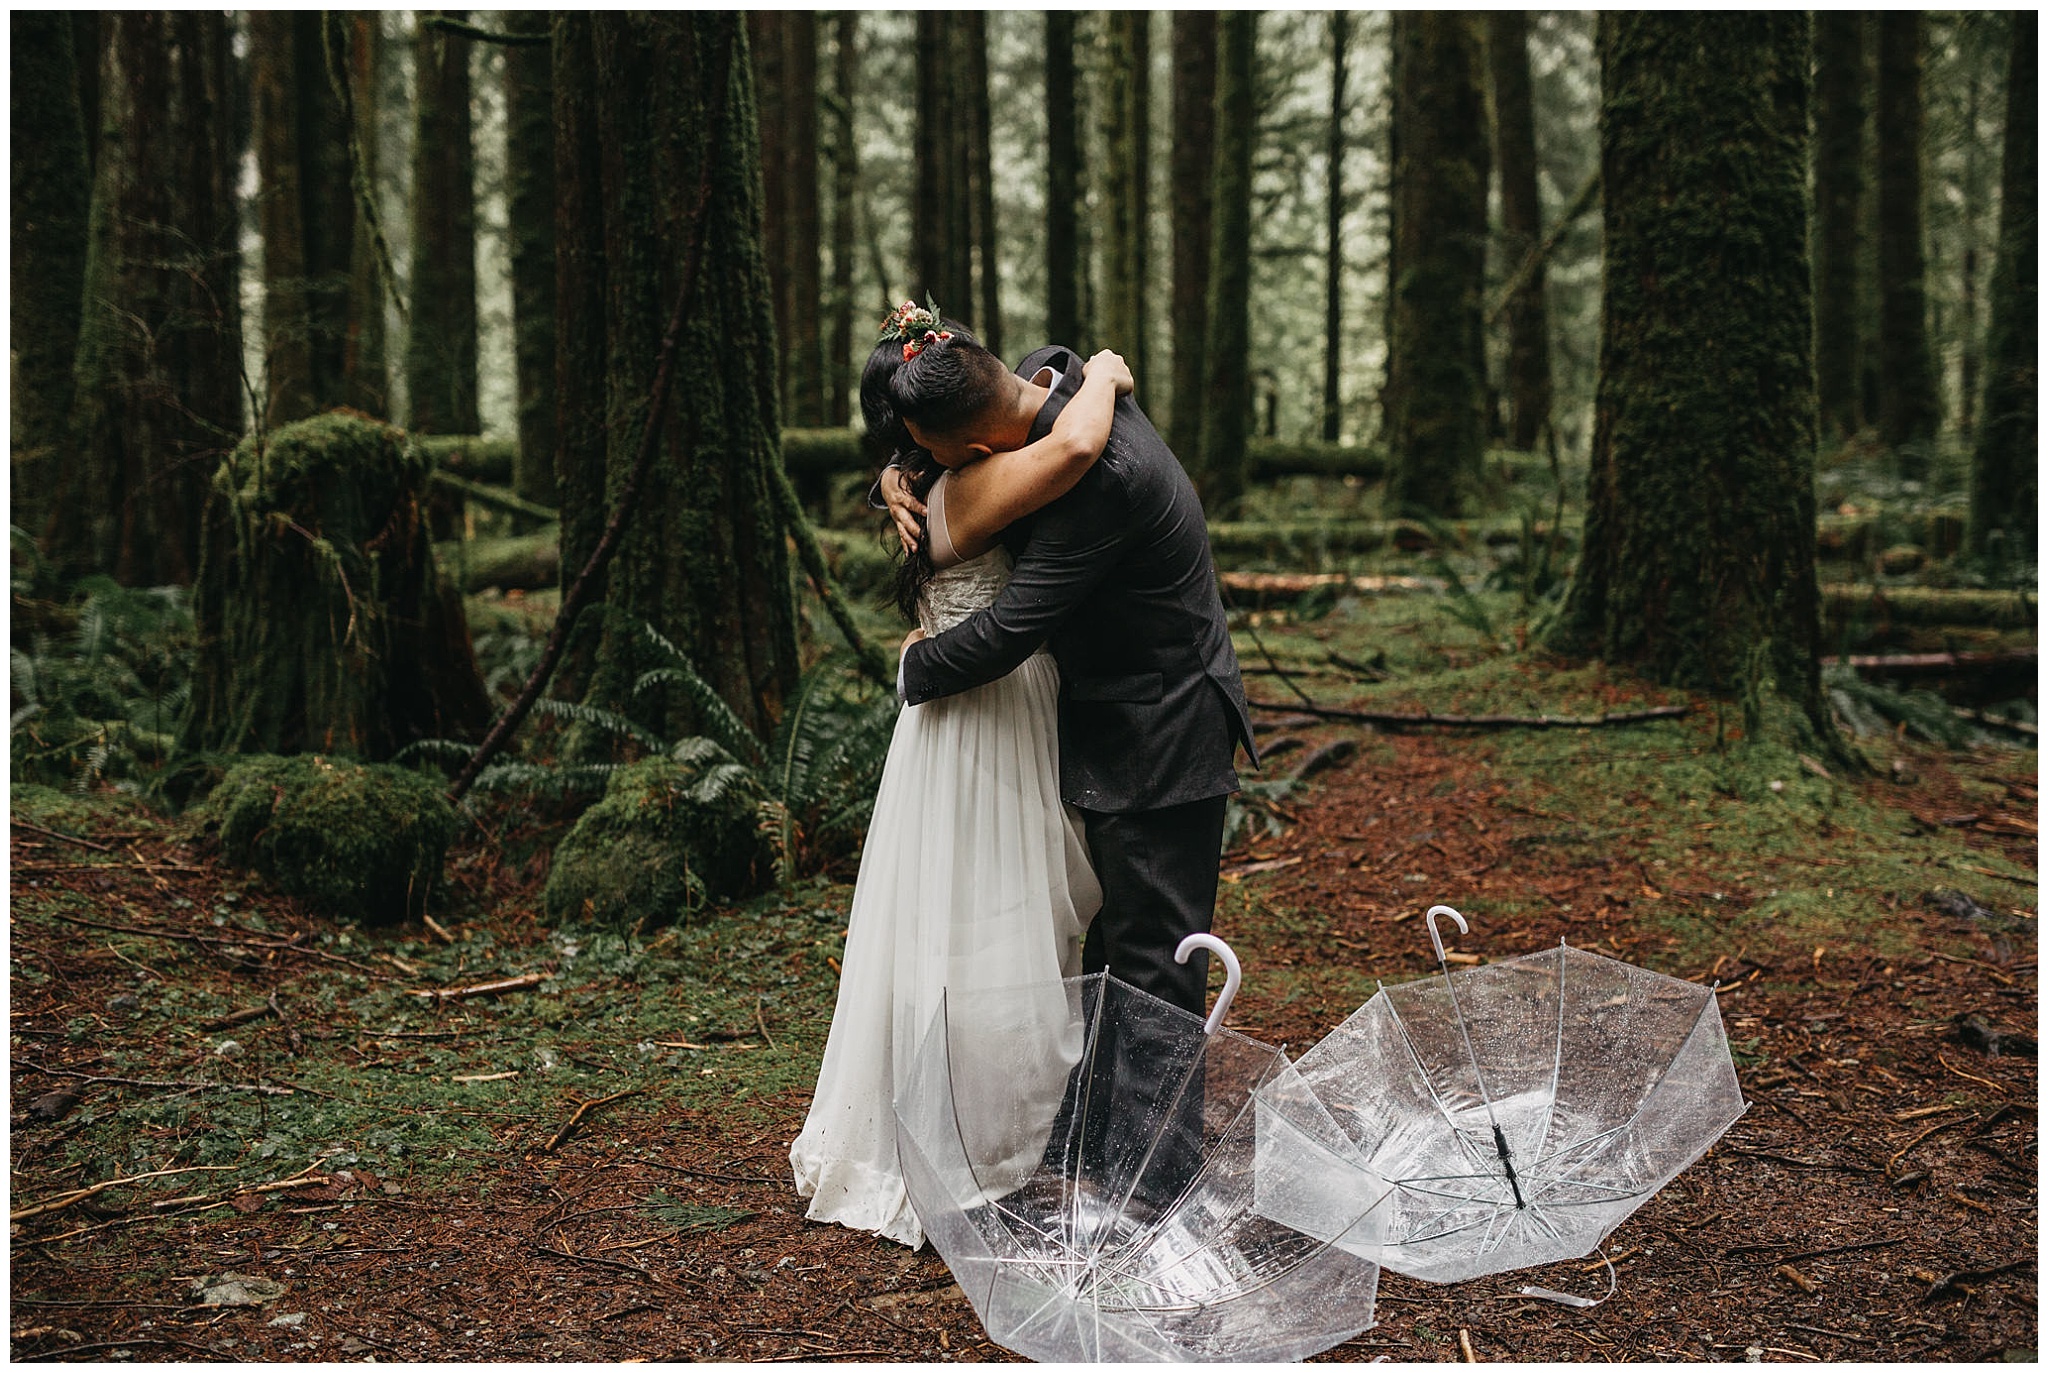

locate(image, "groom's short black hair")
(881, 326), (1010, 441)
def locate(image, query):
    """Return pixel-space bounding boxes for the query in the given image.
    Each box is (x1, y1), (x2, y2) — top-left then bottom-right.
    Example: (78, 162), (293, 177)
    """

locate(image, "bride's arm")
(940, 350), (1131, 559)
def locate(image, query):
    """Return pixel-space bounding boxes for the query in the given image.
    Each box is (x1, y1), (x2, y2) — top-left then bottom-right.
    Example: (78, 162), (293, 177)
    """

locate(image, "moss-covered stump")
(544, 750), (781, 928)
(206, 754), (457, 923)
(182, 413), (492, 760)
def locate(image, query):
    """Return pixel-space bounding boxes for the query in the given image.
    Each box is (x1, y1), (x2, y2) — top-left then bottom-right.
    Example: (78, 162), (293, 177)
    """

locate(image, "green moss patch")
(205, 753), (457, 922)
(544, 748), (781, 928)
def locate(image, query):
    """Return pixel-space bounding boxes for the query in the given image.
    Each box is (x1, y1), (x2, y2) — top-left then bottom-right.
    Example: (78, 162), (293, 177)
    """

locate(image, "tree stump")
(182, 412), (491, 760)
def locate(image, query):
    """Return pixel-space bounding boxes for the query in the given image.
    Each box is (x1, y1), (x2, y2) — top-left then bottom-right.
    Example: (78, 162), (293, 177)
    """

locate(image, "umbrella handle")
(1424, 904), (1468, 963)
(1175, 933), (1241, 1035)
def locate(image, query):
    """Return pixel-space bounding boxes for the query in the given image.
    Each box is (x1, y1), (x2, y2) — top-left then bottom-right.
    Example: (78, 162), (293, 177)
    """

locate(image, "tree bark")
(748, 13), (788, 405)
(48, 11), (241, 585)
(1384, 12), (1489, 518)
(826, 12), (858, 426)
(251, 13), (314, 425)
(1556, 13), (1830, 745)
(1045, 13), (1081, 347)
(1487, 10), (1550, 452)
(965, 12), (1000, 358)
(1875, 12), (1940, 466)
(1196, 11), (1256, 514)
(1321, 11), (1349, 444)
(1100, 12), (1149, 392)
(1967, 11), (2036, 560)
(10, 12), (92, 533)
(1168, 12), (1217, 463)
(335, 11), (388, 418)
(406, 10), (479, 436)
(554, 13), (801, 742)
(1813, 12), (1867, 441)
(784, 13), (824, 426)
(505, 8), (556, 505)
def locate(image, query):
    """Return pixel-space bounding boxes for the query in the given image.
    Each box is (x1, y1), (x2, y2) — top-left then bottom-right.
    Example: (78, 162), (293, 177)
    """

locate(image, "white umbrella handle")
(1175, 933), (1241, 1035)
(1424, 904), (1468, 963)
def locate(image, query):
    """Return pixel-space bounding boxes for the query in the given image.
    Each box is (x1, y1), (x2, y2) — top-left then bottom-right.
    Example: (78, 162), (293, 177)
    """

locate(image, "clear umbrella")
(1259, 907), (1747, 1286)
(893, 934), (1386, 1362)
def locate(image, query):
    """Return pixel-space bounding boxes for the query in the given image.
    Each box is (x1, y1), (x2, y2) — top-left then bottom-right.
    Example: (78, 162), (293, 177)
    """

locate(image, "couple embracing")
(789, 303), (1257, 1248)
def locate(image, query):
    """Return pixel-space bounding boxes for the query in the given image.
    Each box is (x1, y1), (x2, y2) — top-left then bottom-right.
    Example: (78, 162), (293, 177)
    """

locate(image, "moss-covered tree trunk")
(183, 414), (490, 759)
(1045, 14), (1081, 347)
(1488, 10), (1550, 453)
(1967, 11), (2036, 561)
(10, 12), (92, 535)
(336, 11), (389, 418)
(1813, 12), (1867, 442)
(1555, 13), (1829, 742)
(826, 12), (858, 427)
(1383, 13), (1489, 518)
(553, 13), (801, 742)
(913, 15), (972, 318)
(1100, 12), (1149, 393)
(405, 11), (478, 436)
(48, 12), (241, 585)
(1195, 11), (1255, 514)
(1167, 12), (1216, 463)
(1875, 12), (1939, 469)
(506, 8), (557, 505)
(965, 12), (1001, 360)
(782, 12), (825, 427)
(1321, 11), (1349, 444)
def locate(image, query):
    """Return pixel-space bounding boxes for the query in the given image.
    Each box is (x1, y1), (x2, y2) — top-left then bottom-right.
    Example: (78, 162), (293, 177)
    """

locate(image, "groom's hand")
(880, 466), (926, 555)
(901, 627), (928, 653)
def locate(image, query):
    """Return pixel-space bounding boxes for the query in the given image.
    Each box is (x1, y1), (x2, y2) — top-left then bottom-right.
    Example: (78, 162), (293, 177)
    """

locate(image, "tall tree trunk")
(506, 8), (556, 504)
(1100, 12), (1149, 392)
(1957, 56), (1983, 441)
(1045, 13), (1081, 346)
(1168, 12), (1216, 463)
(406, 11), (478, 436)
(1875, 12), (1939, 468)
(748, 14), (788, 407)
(1196, 11), (1255, 514)
(782, 13), (825, 426)
(553, 13), (800, 741)
(1384, 13), (1489, 518)
(71, 13), (100, 180)
(11, 12), (92, 534)
(335, 11), (388, 418)
(251, 13), (315, 424)
(1557, 14), (1829, 745)
(965, 12), (1001, 359)
(1812, 12), (1867, 442)
(1967, 11), (2036, 561)
(1488, 10), (1550, 452)
(826, 12), (858, 426)
(1321, 10), (1349, 444)
(50, 11), (241, 585)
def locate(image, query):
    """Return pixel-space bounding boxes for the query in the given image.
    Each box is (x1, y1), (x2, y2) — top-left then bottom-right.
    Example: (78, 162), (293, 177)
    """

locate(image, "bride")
(789, 307), (1129, 1247)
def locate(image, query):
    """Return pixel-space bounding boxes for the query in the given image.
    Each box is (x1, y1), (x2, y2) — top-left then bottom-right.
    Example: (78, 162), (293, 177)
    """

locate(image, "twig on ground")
(410, 972), (548, 1001)
(1889, 1116), (1975, 1174)
(755, 996), (777, 1051)
(12, 1164), (237, 1221)
(267, 990), (305, 1056)
(545, 1088), (643, 1152)
(423, 914), (458, 945)
(10, 819), (115, 851)
(1245, 696), (1691, 729)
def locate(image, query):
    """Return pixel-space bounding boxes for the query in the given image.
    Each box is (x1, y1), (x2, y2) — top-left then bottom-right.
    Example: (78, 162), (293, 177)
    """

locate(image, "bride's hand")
(1083, 349), (1133, 397)
(880, 465), (926, 555)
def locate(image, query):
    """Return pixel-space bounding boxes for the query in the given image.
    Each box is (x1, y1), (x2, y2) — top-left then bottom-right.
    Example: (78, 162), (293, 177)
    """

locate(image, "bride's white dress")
(789, 523), (1102, 1247)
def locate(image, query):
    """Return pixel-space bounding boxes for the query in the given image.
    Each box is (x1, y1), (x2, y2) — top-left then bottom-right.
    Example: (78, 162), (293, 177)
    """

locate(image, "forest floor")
(10, 580), (2039, 1363)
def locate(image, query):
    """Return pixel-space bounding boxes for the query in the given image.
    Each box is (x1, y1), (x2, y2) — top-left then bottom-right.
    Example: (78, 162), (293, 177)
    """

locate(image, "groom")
(883, 340), (1258, 1025)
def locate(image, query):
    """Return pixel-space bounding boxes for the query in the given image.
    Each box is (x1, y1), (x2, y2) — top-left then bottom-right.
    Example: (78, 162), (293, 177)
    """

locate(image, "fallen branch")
(545, 1087), (643, 1152)
(765, 453), (894, 689)
(1824, 648), (2036, 673)
(10, 819), (116, 852)
(1487, 169), (1601, 327)
(268, 990), (305, 1056)
(755, 995), (778, 1051)
(409, 972), (548, 1002)
(1245, 697), (1691, 730)
(429, 469), (558, 523)
(12, 1164), (237, 1222)
(420, 14), (549, 45)
(20, 1067), (295, 1099)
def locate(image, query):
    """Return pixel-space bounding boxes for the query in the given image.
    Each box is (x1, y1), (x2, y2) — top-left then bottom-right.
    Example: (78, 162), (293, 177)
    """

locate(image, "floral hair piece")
(880, 296), (953, 362)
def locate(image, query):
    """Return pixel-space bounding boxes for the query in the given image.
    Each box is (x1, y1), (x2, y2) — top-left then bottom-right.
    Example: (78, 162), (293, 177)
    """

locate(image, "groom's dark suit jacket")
(899, 345), (1258, 813)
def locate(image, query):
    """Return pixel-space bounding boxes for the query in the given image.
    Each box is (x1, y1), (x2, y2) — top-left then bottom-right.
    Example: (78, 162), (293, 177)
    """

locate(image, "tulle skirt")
(789, 651), (1102, 1247)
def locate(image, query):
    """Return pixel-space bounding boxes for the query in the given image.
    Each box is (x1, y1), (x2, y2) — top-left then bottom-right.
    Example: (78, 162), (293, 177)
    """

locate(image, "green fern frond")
(532, 695), (667, 753)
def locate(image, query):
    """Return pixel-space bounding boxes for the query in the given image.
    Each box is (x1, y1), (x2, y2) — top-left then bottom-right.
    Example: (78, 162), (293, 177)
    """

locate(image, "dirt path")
(10, 722), (2035, 1363)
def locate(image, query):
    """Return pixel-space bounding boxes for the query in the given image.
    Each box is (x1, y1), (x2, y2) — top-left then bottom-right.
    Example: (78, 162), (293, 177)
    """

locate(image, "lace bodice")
(917, 546), (1012, 637)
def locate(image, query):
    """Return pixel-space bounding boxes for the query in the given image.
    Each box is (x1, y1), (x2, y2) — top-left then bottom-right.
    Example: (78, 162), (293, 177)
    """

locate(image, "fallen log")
(1822, 585), (2037, 631)
(439, 529), (561, 592)
(1246, 697), (1691, 730)
(1823, 648), (2036, 673)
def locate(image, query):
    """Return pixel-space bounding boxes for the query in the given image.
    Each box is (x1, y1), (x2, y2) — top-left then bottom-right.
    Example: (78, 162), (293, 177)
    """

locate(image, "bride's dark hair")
(861, 322), (1007, 621)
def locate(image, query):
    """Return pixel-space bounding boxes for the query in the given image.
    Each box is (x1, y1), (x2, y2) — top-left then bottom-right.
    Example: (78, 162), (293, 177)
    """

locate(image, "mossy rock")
(205, 754), (457, 923)
(544, 748), (781, 928)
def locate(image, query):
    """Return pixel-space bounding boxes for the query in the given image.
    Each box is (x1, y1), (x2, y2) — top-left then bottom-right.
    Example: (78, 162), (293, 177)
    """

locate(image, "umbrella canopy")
(893, 935), (1385, 1363)
(1261, 908), (1747, 1285)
